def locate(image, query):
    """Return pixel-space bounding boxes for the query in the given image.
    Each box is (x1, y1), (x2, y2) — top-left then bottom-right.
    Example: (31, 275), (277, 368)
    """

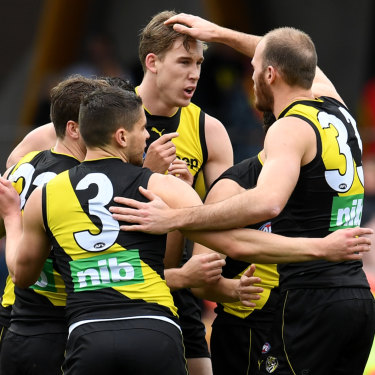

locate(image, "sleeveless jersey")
(3, 149), (79, 334)
(42, 158), (178, 328)
(276, 96), (369, 291)
(209, 155), (280, 327)
(141, 97), (208, 199)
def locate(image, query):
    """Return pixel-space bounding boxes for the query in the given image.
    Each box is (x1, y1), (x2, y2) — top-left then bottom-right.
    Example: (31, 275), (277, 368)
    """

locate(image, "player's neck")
(138, 80), (179, 117)
(54, 139), (85, 162)
(84, 147), (127, 163)
(274, 87), (314, 117)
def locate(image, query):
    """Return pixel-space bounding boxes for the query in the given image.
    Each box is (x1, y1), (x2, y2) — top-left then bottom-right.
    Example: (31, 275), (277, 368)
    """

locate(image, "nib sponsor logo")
(330, 194), (363, 230)
(70, 250), (144, 291)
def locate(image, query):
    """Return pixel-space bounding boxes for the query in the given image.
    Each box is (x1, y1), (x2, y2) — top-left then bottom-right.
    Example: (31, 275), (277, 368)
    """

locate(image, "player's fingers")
(240, 276), (262, 287)
(168, 167), (188, 175)
(111, 197), (145, 210)
(119, 224), (148, 232)
(243, 264), (256, 278)
(111, 212), (143, 222)
(351, 244), (371, 253)
(204, 252), (223, 261)
(164, 13), (191, 26)
(352, 227), (374, 236)
(355, 236), (371, 246)
(157, 132), (179, 143)
(139, 186), (158, 201)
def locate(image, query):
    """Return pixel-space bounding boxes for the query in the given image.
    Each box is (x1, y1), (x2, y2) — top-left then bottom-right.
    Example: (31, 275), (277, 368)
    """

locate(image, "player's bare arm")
(6, 123), (56, 168)
(312, 67), (345, 104)
(202, 114), (233, 188)
(165, 252), (226, 291)
(1, 184), (51, 288)
(109, 116), (310, 233)
(0, 177), (21, 271)
(164, 13), (261, 57)
(111, 174), (372, 263)
(190, 177), (263, 304)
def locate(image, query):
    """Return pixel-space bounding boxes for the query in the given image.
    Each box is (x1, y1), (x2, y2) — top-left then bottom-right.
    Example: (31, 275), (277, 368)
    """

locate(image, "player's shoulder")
(203, 112), (226, 133)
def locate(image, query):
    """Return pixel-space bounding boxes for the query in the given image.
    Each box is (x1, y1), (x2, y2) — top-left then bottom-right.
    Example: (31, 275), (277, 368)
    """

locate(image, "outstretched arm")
(164, 13), (261, 57)
(165, 14), (344, 107)
(183, 225), (372, 264)
(112, 174), (372, 264)
(110, 117), (308, 232)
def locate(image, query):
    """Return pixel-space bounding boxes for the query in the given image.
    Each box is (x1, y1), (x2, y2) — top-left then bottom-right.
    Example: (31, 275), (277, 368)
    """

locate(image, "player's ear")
(267, 65), (277, 84)
(66, 121), (80, 139)
(115, 127), (127, 147)
(145, 53), (158, 73)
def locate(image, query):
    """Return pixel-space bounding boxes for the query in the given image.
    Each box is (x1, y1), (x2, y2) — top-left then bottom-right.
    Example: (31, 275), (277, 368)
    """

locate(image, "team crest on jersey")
(265, 356), (279, 373)
(262, 342), (271, 354)
(259, 222), (272, 233)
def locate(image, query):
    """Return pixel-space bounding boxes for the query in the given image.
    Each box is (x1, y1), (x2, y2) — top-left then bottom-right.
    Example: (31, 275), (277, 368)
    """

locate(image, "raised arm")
(312, 67), (344, 104)
(164, 13), (261, 57)
(6, 123), (56, 168)
(166, 14), (344, 106)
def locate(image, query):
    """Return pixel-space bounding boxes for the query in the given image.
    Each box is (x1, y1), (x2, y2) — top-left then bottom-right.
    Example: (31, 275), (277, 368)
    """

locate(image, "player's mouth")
(183, 86), (196, 98)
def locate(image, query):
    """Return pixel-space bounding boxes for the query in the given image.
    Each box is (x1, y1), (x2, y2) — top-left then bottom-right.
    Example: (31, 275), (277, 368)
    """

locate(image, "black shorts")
(210, 314), (273, 375)
(172, 288), (210, 358)
(63, 318), (188, 375)
(0, 330), (67, 375)
(258, 288), (375, 375)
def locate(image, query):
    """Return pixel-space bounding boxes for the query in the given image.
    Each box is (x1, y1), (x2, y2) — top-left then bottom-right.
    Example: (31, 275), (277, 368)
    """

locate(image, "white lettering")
(109, 257), (134, 282)
(77, 268), (101, 288)
(35, 271), (48, 288)
(354, 199), (363, 226)
(98, 259), (111, 284)
(336, 207), (351, 226)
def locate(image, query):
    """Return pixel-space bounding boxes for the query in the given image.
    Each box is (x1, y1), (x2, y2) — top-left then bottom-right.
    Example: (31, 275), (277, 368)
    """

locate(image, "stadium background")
(0, 1), (374, 373)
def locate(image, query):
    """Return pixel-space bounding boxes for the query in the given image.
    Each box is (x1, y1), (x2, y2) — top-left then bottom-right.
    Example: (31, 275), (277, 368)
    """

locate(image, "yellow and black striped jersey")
(276, 96), (369, 290)
(2, 149), (79, 334)
(42, 158), (178, 327)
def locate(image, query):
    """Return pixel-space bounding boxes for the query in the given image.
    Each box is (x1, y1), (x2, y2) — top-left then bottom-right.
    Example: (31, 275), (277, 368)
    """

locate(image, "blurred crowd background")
(0, 0), (375, 371)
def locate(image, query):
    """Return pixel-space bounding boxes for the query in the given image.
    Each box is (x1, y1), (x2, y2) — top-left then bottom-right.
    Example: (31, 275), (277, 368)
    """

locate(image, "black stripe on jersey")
(199, 110), (208, 166)
(192, 110), (207, 189)
(42, 184), (52, 241)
